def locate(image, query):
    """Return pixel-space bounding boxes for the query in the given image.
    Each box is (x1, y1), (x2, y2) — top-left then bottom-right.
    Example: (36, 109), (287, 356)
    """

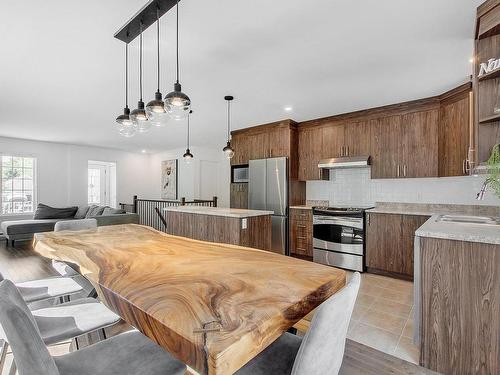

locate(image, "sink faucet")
(476, 180), (489, 200)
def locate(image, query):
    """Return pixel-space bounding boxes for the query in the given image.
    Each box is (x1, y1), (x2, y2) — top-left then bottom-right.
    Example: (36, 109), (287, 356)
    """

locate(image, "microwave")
(231, 165), (249, 183)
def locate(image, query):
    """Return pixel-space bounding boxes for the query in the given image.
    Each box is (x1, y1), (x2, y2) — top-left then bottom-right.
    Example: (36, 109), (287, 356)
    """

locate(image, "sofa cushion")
(0, 219), (68, 235)
(102, 207), (126, 215)
(74, 206), (90, 219)
(86, 205), (107, 217)
(33, 204), (78, 220)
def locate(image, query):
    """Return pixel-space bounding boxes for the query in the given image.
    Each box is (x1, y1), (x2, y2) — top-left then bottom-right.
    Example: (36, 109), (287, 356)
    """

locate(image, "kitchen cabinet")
(366, 212), (429, 280)
(230, 132), (250, 165)
(298, 126), (325, 181)
(370, 116), (402, 178)
(438, 88), (471, 176)
(343, 120), (371, 157)
(289, 208), (313, 257)
(230, 183), (248, 209)
(247, 131), (270, 161)
(321, 124), (345, 158)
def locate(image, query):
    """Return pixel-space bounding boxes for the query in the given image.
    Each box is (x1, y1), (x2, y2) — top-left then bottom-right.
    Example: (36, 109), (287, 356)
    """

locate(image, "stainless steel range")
(312, 206), (373, 271)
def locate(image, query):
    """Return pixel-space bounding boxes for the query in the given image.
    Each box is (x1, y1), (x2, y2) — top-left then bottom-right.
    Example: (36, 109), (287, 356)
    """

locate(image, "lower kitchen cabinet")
(230, 183), (248, 209)
(366, 212), (429, 280)
(289, 208), (313, 258)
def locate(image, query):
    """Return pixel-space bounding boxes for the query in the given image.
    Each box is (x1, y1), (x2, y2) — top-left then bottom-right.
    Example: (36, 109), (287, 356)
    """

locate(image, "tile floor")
(346, 271), (418, 364)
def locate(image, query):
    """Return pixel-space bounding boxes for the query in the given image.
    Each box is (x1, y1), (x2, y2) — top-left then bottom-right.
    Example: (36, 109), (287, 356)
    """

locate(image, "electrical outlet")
(241, 218), (247, 229)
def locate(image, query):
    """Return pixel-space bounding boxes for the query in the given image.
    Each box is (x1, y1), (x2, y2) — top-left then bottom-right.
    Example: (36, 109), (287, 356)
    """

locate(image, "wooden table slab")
(34, 224), (345, 375)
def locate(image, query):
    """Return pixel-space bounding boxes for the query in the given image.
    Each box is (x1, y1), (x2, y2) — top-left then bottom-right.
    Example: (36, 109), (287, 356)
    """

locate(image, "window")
(88, 161), (116, 207)
(1, 156), (36, 215)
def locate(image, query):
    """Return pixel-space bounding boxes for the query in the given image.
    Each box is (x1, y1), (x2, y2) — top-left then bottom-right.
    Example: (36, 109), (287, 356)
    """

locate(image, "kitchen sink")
(436, 214), (500, 225)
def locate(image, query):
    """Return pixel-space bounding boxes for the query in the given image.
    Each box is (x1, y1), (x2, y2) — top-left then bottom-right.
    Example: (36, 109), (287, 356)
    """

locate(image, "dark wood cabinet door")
(438, 94), (470, 176)
(370, 116), (401, 179)
(247, 131), (270, 160)
(268, 126), (291, 158)
(401, 215), (429, 277)
(344, 120), (371, 157)
(230, 132), (250, 165)
(401, 110), (439, 178)
(366, 213), (403, 273)
(298, 127), (323, 181)
(321, 124), (345, 158)
(289, 209), (313, 257)
(230, 183), (248, 209)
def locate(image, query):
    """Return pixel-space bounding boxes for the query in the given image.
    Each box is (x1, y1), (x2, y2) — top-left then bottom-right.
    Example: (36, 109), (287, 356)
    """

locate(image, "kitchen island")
(164, 206), (273, 251)
(414, 214), (500, 375)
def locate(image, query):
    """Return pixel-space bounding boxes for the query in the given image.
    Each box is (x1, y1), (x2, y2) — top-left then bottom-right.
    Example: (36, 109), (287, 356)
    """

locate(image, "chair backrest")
(291, 272), (361, 375)
(0, 280), (60, 375)
(54, 218), (97, 232)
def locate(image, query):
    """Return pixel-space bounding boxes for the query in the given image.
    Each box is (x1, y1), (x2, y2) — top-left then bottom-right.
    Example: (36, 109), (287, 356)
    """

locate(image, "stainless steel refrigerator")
(248, 157), (288, 255)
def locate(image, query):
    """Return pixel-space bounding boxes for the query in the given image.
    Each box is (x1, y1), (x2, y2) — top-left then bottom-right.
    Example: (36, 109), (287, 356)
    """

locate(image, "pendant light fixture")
(116, 43), (138, 137)
(183, 110), (194, 163)
(130, 22), (151, 133)
(222, 95), (235, 159)
(146, 9), (169, 127)
(164, 0), (191, 120)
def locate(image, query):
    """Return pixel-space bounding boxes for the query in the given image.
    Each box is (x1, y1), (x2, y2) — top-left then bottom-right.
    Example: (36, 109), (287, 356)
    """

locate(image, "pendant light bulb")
(131, 23), (150, 133)
(223, 96), (235, 159)
(165, 0), (191, 120)
(116, 43), (137, 137)
(146, 9), (169, 127)
(183, 110), (194, 163)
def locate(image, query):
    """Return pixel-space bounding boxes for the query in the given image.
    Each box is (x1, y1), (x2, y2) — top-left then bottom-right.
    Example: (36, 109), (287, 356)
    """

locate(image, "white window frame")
(88, 160), (117, 208)
(0, 153), (38, 217)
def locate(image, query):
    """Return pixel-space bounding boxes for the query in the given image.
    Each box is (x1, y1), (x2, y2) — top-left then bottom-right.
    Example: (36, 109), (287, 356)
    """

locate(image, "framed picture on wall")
(161, 159), (178, 200)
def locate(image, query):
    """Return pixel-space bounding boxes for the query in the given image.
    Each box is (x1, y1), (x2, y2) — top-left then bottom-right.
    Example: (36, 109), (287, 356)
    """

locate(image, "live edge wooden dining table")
(34, 224), (346, 375)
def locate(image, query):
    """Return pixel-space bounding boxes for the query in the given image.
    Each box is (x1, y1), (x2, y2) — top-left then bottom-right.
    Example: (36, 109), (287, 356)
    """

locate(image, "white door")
(88, 164), (108, 206)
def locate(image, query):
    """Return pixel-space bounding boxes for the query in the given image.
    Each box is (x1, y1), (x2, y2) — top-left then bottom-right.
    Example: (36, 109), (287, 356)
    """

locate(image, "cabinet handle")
(297, 225), (306, 228)
(397, 164), (400, 178)
(403, 164), (407, 177)
(462, 159), (466, 175)
(297, 236), (308, 240)
(367, 214), (370, 225)
(346, 146), (349, 156)
(465, 159), (470, 175)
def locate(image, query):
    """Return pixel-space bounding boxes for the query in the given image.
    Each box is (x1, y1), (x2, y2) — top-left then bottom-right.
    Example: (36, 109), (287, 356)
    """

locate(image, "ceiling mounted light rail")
(223, 96), (235, 159)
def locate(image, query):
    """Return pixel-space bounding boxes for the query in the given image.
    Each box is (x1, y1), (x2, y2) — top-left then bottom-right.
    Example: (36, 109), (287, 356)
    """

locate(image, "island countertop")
(163, 205), (273, 218)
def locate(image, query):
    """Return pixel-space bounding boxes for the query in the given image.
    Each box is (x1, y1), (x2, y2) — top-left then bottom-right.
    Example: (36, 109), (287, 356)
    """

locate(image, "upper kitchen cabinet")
(438, 84), (472, 177)
(370, 116), (402, 179)
(298, 125), (325, 181)
(230, 120), (296, 165)
(343, 120), (371, 157)
(321, 124), (345, 158)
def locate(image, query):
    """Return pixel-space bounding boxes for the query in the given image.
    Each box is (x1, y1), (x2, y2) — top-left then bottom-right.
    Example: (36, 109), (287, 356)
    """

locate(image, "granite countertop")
(163, 206), (274, 218)
(416, 214), (500, 245)
(367, 202), (500, 217)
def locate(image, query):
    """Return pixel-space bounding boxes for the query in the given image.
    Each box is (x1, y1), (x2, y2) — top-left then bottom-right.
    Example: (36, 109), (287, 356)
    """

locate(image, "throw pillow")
(74, 206), (90, 219)
(86, 205), (108, 217)
(33, 203), (78, 220)
(102, 207), (126, 215)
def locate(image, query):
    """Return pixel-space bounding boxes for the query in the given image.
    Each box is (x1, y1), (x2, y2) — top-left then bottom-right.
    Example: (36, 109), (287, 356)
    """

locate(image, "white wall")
(306, 168), (500, 207)
(149, 146), (230, 208)
(0, 136), (153, 223)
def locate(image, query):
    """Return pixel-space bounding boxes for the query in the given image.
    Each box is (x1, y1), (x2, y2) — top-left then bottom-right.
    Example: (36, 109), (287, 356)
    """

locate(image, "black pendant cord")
(139, 23), (143, 101)
(227, 100), (231, 141)
(175, 0), (179, 84)
(125, 43), (129, 108)
(156, 9), (160, 93)
(187, 113), (190, 149)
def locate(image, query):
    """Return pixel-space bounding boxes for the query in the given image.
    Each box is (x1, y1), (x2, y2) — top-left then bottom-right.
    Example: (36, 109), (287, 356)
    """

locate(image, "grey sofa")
(1, 206), (139, 245)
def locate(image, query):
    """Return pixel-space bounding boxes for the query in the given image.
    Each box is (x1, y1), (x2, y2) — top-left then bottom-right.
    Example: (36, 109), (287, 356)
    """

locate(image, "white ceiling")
(0, 0), (481, 153)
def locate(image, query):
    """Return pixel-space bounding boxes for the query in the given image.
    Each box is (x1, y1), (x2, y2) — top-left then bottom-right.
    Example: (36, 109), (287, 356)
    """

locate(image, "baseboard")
(366, 267), (413, 282)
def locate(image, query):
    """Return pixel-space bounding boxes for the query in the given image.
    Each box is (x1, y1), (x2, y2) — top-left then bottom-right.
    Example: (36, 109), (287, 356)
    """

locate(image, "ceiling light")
(284, 106), (293, 112)
(183, 110), (194, 163)
(165, 0), (191, 120)
(130, 23), (151, 133)
(116, 43), (138, 138)
(146, 9), (169, 127)
(222, 96), (235, 159)
(469, 57), (475, 63)
(141, 149), (147, 153)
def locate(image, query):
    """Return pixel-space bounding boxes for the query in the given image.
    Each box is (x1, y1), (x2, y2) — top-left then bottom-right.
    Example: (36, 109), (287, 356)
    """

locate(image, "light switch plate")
(241, 218), (248, 229)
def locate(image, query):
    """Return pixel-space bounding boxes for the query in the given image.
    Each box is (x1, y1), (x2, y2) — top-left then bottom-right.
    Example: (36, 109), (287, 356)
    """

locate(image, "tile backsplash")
(306, 167), (500, 207)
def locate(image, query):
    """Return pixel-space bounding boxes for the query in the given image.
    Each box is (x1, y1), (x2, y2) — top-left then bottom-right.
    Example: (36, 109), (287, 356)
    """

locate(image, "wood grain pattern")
(370, 116), (402, 179)
(289, 208), (313, 257)
(419, 237), (500, 374)
(165, 211), (271, 251)
(34, 224), (345, 375)
(229, 183), (248, 209)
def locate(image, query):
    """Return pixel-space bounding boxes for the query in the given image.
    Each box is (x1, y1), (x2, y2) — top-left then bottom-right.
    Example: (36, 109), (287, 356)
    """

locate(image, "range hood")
(318, 156), (371, 169)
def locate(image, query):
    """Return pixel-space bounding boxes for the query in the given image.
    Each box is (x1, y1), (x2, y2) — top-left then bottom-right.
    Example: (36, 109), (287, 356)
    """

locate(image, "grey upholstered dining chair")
(236, 272), (361, 375)
(0, 279), (187, 375)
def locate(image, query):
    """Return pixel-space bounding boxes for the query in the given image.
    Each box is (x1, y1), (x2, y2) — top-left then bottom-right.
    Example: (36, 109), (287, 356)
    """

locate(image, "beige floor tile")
(351, 304), (369, 321)
(359, 283), (387, 297)
(354, 292), (376, 308)
(402, 318), (414, 339)
(394, 336), (419, 364)
(368, 298), (412, 318)
(377, 289), (413, 306)
(357, 309), (407, 336)
(347, 322), (400, 355)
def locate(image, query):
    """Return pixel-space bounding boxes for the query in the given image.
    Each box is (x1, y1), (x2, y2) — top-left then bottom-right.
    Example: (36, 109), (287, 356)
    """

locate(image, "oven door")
(313, 215), (364, 255)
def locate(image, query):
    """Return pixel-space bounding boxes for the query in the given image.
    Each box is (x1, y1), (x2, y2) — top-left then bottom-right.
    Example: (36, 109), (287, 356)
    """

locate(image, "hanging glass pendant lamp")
(116, 43), (137, 137)
(183, 110), (194, 163)
(165, 0), (191, 120)
(146, 9), (169, 127)
(130, 23), (151, 133)
(222, 96), (235, 159)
